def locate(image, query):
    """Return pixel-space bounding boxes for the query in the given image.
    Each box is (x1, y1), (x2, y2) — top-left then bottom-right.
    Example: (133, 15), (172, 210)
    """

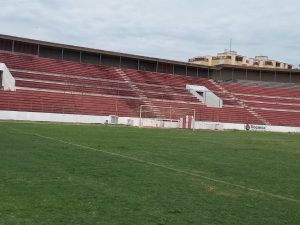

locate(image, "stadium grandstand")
(0, 34), (300, 132)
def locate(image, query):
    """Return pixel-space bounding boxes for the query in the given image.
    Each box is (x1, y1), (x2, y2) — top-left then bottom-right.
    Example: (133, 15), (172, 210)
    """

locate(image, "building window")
(236, 56), (243, 62)
(265, 61), (273, 66)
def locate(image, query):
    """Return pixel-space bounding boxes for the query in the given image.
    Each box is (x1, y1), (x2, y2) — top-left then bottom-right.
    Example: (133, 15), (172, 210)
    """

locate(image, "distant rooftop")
(189, 51), (293, 70)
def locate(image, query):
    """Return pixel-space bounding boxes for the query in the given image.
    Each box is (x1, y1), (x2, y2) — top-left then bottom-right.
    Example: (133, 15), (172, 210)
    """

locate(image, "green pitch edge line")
(6, 126), (300, 204)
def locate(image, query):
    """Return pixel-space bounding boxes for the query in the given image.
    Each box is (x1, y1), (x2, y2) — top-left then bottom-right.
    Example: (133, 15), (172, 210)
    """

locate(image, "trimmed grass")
(0, 121), (299, 225)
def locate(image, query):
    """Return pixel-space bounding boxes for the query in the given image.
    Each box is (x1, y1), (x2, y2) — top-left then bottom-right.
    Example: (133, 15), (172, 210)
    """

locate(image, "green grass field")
(0, 121), (299, 225)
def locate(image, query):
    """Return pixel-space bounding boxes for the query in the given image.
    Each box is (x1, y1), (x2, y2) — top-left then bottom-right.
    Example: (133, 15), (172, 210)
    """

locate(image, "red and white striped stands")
(0, 51), (141, 117)
(256, 110), (300, 127)
(0, 52), (121, 80)
(0, 89), (140, 117)
(218, 81), (300, 127)
(0, 51), (300, 127)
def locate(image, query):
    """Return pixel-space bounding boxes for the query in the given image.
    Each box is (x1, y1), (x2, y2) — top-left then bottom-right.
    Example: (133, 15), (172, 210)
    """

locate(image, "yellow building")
(189, 51), (293, 69)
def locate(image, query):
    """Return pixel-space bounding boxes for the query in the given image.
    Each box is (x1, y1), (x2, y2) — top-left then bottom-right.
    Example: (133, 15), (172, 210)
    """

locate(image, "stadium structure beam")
(79, 51), (82, 63)
(11, 40), (15, 52)
(37, 45), (40, 56)
(259, 70), (262, 81)
(208, 68), (210, 79)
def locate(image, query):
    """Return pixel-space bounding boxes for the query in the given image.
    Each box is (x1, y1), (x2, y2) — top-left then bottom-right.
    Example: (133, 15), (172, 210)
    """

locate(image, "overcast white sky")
(0, 0), (300, 66)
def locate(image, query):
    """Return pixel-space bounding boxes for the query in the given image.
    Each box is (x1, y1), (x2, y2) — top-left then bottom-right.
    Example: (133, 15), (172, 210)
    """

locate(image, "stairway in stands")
(209, 79), (271, 125)
(115, 68), (162, 117)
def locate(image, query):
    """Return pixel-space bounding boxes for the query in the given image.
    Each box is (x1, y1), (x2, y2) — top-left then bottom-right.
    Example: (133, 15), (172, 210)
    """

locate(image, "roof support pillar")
(12, 40), (15, 52)
(208, 68), (210, 79)
(259, 70), (262, 81)
(37, 45), (40, 56)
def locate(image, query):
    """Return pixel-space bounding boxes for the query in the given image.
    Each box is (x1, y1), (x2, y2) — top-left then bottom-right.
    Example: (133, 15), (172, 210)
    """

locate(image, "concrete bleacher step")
(237, 80), (300, 89)
(210, 79), (270, 125)
(115, 68), (162, 117)
(245, 107), (270, 125)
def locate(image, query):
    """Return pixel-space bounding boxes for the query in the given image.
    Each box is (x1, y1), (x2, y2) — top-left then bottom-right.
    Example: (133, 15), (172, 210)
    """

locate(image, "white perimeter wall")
(0, 111), (108, 124)
(1, 110), (300, 133)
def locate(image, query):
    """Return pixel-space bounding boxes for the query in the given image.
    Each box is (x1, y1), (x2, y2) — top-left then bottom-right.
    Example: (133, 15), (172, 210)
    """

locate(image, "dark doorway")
(0, 71), (3, 89)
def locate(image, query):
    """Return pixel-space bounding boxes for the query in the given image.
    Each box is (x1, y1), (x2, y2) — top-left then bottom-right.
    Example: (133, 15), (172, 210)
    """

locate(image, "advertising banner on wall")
(245, 124), (267, 131)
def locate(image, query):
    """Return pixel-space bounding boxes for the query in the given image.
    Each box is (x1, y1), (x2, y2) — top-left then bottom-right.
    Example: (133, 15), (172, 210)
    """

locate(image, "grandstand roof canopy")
(0, 34), (299, 76)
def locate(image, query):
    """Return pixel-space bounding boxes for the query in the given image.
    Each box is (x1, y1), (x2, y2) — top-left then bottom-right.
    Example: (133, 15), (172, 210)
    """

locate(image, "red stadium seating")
(1, 51), (300, 127)
(0, 89), (140, 117)
(217, 81), (300, 127)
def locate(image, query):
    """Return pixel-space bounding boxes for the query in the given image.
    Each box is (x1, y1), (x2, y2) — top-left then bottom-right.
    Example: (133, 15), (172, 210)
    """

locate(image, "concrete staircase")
(210, 79), (271, 125)
(115, 68), (162, 117)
